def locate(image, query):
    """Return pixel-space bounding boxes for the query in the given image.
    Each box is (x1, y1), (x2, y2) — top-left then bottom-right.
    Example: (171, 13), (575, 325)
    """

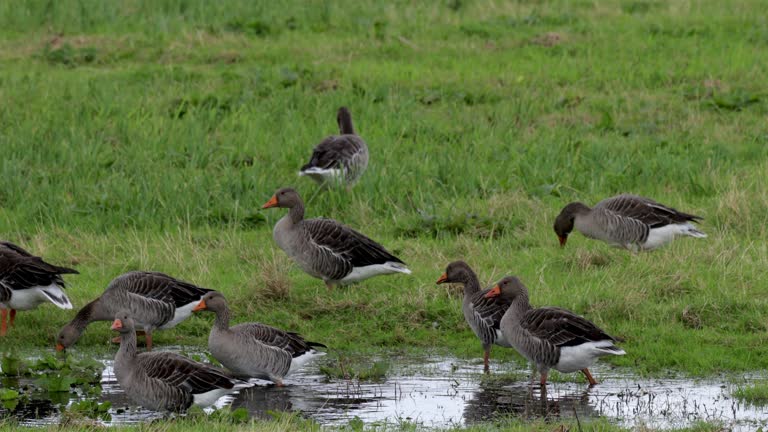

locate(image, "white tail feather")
(40, 287), (73, 310)
(684, 223), (707, 238)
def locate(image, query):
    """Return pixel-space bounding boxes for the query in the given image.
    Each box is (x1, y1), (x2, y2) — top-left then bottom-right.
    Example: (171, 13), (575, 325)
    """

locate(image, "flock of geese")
(0, 107), (708, 412)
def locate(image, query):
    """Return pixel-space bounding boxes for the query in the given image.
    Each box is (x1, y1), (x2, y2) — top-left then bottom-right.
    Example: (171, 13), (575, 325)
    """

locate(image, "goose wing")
(138, 352), (235, 393)
(0, 241), (78, 291)
(116, 271), (212, 308)
(595, 194), (702, 228)
(303, 218), (404, 279)
(468, 288), (512, 343)
(230, 322), (325, 358)
(301, 135), (366, 171)
(520, 307), (617, 348)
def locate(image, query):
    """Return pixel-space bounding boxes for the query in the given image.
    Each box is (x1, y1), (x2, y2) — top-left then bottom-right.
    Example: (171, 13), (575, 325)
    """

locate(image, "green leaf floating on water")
(1, 354), (28, 376)
(67, 400), (112, 420)
(31, 354), (66, 372)
(0, 389), (19, 400)
(36, 373), (77, 392)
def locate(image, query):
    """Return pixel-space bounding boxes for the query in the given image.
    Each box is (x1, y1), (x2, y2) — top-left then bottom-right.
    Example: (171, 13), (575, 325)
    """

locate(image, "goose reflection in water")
(464, 378), (597, 424)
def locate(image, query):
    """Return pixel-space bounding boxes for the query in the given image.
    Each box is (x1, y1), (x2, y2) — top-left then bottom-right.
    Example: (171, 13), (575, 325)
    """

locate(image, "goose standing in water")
(111, 311), (248, 411)
(436, 261), (512, 373)
(486, 277), (625, 386)
(193, 292), (325, 386)
(261, 187), (410, 289)
(0, 241), (76, 336)
(299, 107), (369, 187)
(57, 271), (213, 351)
(553, 194), (706, 251)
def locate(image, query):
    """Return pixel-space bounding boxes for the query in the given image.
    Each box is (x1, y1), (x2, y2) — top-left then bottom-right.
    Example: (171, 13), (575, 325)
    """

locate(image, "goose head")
(553, 202), (591, 247)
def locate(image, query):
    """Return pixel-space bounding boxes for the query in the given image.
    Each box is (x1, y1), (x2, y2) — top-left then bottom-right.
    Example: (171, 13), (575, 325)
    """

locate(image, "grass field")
(1, 0), (767, 429)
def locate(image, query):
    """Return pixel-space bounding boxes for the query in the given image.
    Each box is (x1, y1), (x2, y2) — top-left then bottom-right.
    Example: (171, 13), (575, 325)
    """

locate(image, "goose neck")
(288, 202), (305, 224)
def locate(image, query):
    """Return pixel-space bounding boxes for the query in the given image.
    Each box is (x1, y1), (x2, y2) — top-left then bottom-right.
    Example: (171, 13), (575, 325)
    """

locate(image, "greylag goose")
(436, 261), (512, 373)
(192, 292), (326, 386)
(554, 194), (706, 251)
(486, 276), (625, 386)
(111, 311), (248, 411)
(0, 241), (76, 336)
(299, 107), (369, 187)
(261, 187), (411, 289)
(57, 271), (213, 351)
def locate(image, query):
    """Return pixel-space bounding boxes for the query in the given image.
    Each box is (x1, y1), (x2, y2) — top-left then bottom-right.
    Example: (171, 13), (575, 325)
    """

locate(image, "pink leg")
(483, 347), (490, 374)
(0, 309), (7, 336)
(581, 368), (598, 386)
(540, 371), (548, 387)
(145, 332), (153, 351)
(9, 309), (16, 327)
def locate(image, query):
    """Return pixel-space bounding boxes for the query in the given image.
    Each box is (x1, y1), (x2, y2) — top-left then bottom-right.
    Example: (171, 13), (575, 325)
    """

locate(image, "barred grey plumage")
(489, 276), (625, 386)
(553, 194), (706, 251)
(299, 107), (369, 186)
(56, 271), (213, 350)
(194, 292), (326, 386)
(263, 188), (410, 288)
(112, 312), (244, 411)
(436, 261), (512, 373)
(1, 241), (77, 336)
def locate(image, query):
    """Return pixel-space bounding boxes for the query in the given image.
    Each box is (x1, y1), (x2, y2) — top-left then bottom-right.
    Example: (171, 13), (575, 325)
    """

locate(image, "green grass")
(733, 381), (768, 406)
(0, 415), (729, 432)
(0, 0), (767, 398)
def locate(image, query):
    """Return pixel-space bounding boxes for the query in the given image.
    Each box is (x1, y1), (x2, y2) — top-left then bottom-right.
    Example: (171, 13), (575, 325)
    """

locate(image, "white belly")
(298, 168), (343, 185)
(641, 224), (685, 250)
(159, 301), (198, 329)
(555, 340), (625, 373)
(5, 284), (72, 310)
(287, 350), (325, 375)
(337, 262), (411, 284)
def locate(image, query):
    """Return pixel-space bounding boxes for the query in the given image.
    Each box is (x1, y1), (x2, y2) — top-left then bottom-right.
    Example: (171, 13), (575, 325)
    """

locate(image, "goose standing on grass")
(436, 261), (512, 373)
(111, 311), (248, 411)
(56, 271), (213, 351)
(0, 241), (76, 337)
(486, 276), (625, 387)
(553, 194), (706, 251)
(299, 107), (369, 187)
(192, 292), (326, 386)
(261, 187), (411, 289)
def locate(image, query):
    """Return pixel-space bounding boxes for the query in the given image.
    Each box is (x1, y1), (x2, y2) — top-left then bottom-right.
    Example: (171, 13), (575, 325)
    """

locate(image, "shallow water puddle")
(2, 353), (767, 430)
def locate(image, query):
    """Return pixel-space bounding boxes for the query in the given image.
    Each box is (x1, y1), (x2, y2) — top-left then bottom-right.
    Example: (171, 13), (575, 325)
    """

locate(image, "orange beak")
(261, 195), (279, 209)
(436, 273), (448, 284)
(558, 235), (567, 247)
(55, 343), (65, 352)
(484, 285), (501, 299)
(111, 319), (123, 331)
(192, 299), (207, 312)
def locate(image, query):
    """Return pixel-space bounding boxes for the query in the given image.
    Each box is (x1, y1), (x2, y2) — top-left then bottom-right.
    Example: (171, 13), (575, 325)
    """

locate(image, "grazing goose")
(57, 271), (212, 351)
(486, 277), (625, 386)
(111, 311), (248, 411)
(0, 241), (76, 336)
(299, 106), (369, 187)
(261, 187), (411, 289)
(436, 261), (512, 373)
(192, 292), (326, 386)
(554, 194), (706, 251)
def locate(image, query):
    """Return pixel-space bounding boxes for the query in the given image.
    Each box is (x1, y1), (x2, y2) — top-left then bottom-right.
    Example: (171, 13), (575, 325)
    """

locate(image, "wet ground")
(2, 352), (767, 430)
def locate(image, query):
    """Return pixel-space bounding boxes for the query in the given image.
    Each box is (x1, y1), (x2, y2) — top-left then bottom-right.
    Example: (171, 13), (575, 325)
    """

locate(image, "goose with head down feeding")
(261, 187), (411, 289)
(57, 271), (213, 351)
(553, 194), (706, 252)
(111, 311), (248, 411)
(192, 291), (326, 386)
(0, 241), (76, 337)
(486, 276), (625, 387)
(436, 261), (512, 373)
(299, 106), (369, 187)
